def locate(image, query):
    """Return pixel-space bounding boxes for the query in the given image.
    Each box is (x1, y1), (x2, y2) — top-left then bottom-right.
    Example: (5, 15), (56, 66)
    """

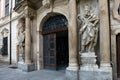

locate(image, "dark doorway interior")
(1, 37), (8, 56)
(56, 31), (69, 70)
(43, 30), (69, 70)
(43, 14), (68, 70)
(117, 34), (120, 78)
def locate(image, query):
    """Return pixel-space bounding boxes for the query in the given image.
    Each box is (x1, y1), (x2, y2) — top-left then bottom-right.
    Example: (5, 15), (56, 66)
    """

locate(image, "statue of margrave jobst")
(77, 4), (99, 53)
(17, 19), (25, 62)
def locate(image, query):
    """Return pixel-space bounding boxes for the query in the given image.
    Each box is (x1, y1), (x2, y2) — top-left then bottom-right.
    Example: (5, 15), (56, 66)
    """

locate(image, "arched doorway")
(42, 15), (69, 70)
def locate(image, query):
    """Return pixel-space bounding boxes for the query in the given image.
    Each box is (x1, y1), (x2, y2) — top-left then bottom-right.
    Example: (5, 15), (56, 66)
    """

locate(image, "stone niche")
(79, 0), (100, 59)
(78, 0), (112, 80)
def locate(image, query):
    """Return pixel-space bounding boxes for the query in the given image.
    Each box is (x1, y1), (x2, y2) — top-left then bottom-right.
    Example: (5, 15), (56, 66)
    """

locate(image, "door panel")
(43, 34), (56, 70)
(117, 34), (120, 78)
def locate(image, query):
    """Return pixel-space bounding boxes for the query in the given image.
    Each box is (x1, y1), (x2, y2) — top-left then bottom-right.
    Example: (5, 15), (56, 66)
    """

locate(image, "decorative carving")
(112, 0), (120, 21)
(77, 4), (99, 52)
(1, 28), (9, 38)
(17, 19), (25, 62)
(24, 6), (36, 18)
(42, 0), (51, 8)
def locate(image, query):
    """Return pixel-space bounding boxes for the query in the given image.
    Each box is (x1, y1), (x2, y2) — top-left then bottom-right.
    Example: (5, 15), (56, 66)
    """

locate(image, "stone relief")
(112, 0), (120, 20)
(42, 0), (51, 8)
(17, 19), (25, 62)
(77, 4), (99, 53)
(1, 28), (9, 38)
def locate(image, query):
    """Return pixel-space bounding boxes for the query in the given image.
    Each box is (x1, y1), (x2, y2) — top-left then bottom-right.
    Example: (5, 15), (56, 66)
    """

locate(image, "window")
(43, 15), (68, 31)
(15, 0), (23, 6)
(5, 0), (9, 16)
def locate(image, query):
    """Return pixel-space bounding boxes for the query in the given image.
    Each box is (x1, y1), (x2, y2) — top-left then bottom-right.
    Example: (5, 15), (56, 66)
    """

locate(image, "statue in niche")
(77, 4), (99, 53)
(17, 19), (25, 62)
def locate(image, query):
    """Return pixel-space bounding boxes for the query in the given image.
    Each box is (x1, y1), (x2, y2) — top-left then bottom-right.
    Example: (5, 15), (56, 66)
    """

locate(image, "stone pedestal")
(79, 69), (112, 80)
(80, 52), (98, 71)
(18, 62), (35, 72)
(79, 52), (112, 80)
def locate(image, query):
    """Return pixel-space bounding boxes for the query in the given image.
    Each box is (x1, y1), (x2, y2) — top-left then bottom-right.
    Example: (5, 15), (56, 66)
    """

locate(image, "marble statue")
(17, 19), (25, 62)
(78, 4), (99, 52)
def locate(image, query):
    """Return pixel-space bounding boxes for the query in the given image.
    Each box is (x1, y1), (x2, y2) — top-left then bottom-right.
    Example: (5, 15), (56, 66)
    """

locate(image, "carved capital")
(24, 6), (36, 18)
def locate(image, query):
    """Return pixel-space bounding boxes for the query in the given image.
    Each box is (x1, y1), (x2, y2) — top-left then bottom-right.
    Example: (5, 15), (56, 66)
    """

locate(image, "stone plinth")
(18, 62), (35, 72)
(80, 52), (98, 71)
(79, 52), (112, 80)
(79, 69), (112, 80)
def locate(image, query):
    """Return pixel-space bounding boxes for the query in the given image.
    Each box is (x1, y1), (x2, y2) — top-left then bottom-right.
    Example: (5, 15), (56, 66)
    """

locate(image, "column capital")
(24, 6), (36, 18)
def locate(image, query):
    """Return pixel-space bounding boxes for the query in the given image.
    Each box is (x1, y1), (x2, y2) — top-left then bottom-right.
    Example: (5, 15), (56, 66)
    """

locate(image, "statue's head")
(84, 4), (91, 16)
(17, 18), (25, 29)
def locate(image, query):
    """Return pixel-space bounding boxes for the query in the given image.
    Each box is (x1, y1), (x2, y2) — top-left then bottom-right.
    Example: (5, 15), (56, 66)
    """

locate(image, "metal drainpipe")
(9, 0), (12, 65)
(108, 0), (114, 80)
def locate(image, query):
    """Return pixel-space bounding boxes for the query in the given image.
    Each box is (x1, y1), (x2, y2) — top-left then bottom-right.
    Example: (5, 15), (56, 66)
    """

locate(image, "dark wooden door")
(43, 34), (56, 70)
(117, 34), (120, 77)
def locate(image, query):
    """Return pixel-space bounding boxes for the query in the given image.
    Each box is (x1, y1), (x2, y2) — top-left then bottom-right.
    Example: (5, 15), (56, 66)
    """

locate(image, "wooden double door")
(43, 31), (68, 70)
(43, 34), (56, 70)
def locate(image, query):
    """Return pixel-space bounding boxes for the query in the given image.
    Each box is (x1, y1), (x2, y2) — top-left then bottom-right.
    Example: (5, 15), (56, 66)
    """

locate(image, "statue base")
(80, 52), (98, 71)
(18, 62), (36, 72)
(79, 52), (112, 80)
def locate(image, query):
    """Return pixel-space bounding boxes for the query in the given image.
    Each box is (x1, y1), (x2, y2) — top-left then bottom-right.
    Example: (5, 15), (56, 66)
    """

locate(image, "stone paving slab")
(0, 66), (66, 80)
(0, 60), (66, 80)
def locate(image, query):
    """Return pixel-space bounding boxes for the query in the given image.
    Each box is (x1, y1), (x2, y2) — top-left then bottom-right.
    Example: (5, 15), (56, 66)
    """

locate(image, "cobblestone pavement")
(0, 61), (66, 80)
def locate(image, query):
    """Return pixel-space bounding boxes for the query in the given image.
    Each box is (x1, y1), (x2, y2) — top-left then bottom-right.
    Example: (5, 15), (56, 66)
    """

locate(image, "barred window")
(5, 0), (9, 16)
(43, 15), (68, 31)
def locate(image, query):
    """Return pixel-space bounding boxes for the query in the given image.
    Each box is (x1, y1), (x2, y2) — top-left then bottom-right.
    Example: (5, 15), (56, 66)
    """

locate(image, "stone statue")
(17, 19), (25, 62)
(78, 4), (99, 52)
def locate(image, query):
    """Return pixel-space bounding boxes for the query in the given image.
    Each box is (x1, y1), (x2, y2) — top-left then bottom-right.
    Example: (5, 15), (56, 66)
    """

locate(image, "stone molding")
(37, 5), (69, 31)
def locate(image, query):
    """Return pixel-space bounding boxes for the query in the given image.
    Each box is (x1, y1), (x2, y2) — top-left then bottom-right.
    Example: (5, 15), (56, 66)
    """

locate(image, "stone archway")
(38, 13), (69, 70)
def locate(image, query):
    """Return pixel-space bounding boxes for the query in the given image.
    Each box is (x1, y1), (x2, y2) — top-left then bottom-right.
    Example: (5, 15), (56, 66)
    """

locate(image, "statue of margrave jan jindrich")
(77, 4), (99, 53)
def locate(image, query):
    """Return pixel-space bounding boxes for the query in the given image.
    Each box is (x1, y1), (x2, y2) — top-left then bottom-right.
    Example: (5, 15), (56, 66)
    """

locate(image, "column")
(99, 0), (111, 67)
(25, 7), (31, 64)
(17, 6), (36, 72)
(67, 0), (78, 70)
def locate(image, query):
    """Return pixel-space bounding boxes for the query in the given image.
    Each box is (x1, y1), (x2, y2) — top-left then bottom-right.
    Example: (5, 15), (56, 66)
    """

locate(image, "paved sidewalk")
(0, 61), (66, 80)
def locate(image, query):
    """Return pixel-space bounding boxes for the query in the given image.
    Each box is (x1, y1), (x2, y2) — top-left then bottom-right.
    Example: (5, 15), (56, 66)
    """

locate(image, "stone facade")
(0, 0), (119, 79)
